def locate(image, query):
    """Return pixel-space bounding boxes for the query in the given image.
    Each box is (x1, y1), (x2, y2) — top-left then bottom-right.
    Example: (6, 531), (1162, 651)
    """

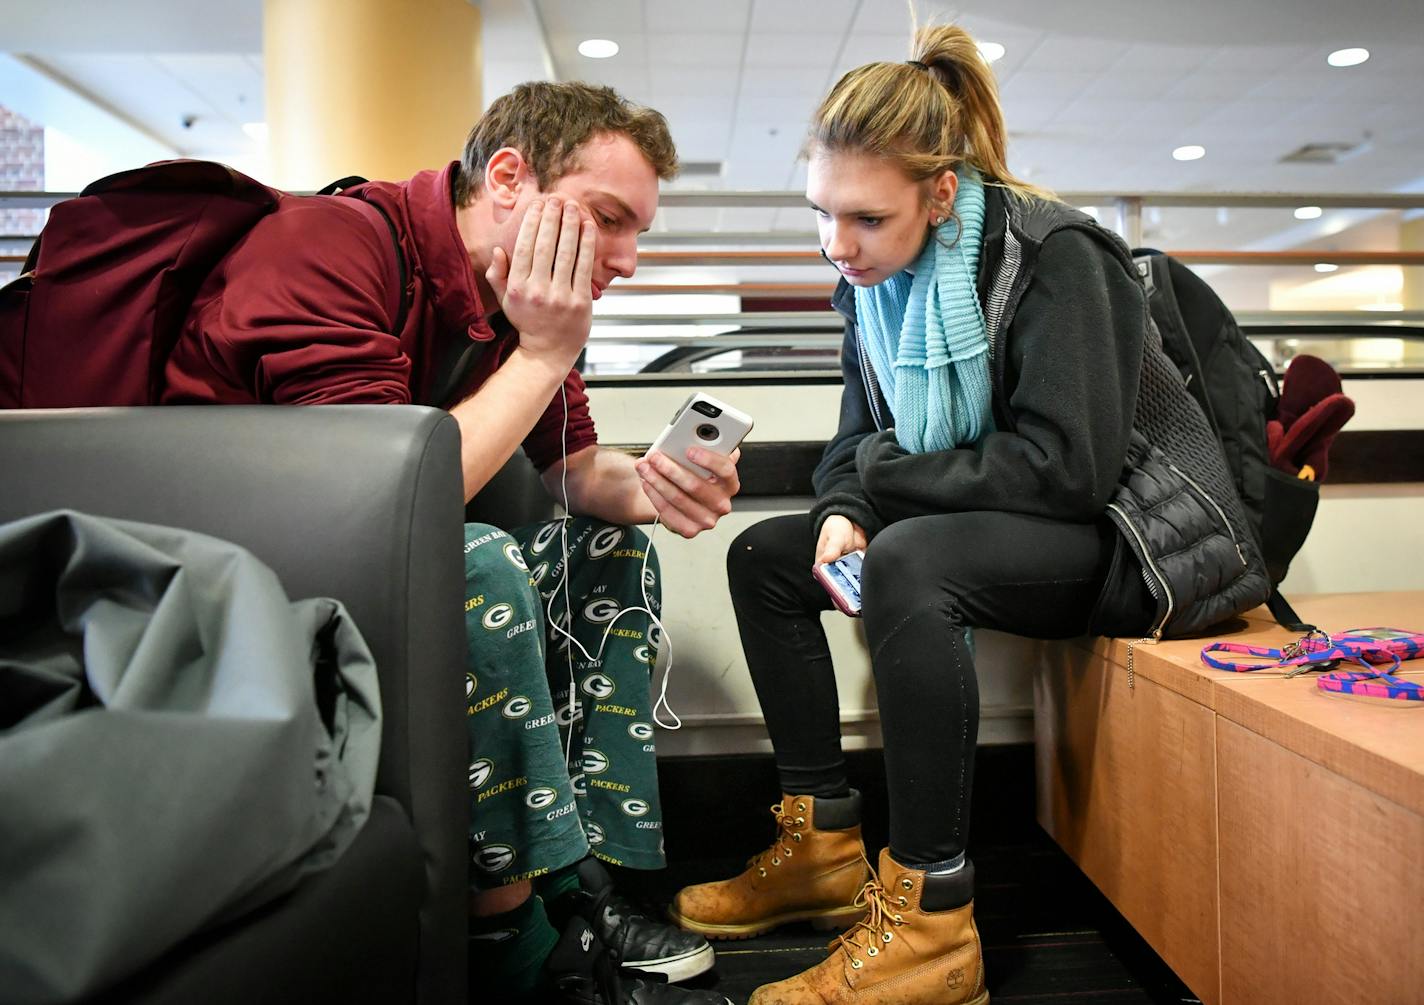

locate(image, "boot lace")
(830, 867), (905, 971)
(747, 801), (805, 877)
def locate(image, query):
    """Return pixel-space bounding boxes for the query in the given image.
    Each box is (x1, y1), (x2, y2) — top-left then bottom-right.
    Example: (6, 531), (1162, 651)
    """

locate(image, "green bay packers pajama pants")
(464, 517), (665, 890)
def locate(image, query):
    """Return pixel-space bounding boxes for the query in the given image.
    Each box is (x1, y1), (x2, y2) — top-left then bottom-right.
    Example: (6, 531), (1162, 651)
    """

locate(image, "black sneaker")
(568, 858), (716, 982)
(539, 913), (734, 1005)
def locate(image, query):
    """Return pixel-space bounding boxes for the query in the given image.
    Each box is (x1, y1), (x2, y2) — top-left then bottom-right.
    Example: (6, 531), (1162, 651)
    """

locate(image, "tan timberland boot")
(747, 847), (987, 1005)
(668, 792), (870, 940)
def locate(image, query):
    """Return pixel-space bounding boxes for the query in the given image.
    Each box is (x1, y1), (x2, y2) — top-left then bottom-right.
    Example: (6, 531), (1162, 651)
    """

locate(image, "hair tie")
(906, 60), (929, 71)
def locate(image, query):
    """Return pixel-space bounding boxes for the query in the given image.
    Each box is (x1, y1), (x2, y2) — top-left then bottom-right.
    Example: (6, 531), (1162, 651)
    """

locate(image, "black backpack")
(1133, 251), (1320, 630)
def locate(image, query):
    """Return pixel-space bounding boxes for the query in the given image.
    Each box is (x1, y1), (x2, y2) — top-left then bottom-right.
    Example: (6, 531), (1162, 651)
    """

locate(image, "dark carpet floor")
(628, 745), (1201, 1005)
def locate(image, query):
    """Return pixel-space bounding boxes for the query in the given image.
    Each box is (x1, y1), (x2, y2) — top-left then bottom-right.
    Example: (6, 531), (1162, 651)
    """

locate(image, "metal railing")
(6, 187), (1424, 378)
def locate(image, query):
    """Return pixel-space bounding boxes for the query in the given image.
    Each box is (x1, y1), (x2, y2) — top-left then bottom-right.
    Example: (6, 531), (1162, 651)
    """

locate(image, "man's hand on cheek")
(635, 447), (743, 539)
(484, 196), (596, 369)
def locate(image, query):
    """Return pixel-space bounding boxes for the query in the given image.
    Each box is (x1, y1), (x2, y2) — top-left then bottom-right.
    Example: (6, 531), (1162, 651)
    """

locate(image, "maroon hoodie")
(163, 162), (596, 471)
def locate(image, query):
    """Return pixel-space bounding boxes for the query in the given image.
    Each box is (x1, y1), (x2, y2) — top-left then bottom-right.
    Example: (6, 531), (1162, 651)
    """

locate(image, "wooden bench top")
(1068, 591), (1424, 816)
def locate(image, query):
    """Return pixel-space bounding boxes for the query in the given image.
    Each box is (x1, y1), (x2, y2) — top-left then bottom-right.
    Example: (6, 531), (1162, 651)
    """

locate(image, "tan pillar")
(1402, 215), (1424, 309)
(264, 0), (481, 191)
(1402, 216), (1424, 364)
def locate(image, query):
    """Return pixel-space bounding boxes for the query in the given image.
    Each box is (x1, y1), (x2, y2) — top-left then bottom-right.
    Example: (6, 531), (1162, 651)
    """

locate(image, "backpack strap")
(316, 176), (410, 340)
(1266, 589), (1314, 633)
(316, 176), (370, 196)
(363, 201), (409, 338)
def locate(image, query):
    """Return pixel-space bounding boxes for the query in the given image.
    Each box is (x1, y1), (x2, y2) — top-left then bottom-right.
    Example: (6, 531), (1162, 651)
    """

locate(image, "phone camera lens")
(691, 400), (722, 418)
(695, 423), (719, 441)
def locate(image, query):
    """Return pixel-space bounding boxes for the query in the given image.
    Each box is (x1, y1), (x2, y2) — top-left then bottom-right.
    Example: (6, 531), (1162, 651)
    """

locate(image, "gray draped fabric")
(0, 510), (382, 1005)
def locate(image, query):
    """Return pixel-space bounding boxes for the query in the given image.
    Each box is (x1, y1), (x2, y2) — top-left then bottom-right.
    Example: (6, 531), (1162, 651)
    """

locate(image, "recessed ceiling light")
(1294, 205), (1323, 220)
(978, 42), (1005, 63)
(1172, 145), (1205, 161)
(242, 122), (268, 142)
(1327, 47), (1369, 68)
(578, 38), (619, 59)
(1314, 262), (1339, 273)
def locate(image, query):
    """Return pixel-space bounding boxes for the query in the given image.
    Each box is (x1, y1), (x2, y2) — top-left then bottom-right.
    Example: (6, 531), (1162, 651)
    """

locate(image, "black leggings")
(726, 510), (1153, 866)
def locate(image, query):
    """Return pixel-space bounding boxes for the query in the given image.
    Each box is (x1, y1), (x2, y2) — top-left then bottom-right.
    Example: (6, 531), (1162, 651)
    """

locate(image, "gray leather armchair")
(0, 406), (468, 1004)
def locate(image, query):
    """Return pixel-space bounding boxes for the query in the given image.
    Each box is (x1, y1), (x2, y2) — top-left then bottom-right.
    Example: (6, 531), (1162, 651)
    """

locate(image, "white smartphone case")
(646, 393), (754, 478)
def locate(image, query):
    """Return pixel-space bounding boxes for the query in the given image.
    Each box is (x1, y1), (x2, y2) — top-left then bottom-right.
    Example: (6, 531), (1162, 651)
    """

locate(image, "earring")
(932, 215), (945, 226)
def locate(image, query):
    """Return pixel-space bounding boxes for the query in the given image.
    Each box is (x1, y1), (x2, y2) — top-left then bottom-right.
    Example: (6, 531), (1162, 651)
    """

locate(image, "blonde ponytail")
(808, 22), (1052, 203)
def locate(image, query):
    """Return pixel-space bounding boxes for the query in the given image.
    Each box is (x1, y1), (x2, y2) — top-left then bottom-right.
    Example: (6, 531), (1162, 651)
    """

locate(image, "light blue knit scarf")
(854, 170), (993, 454)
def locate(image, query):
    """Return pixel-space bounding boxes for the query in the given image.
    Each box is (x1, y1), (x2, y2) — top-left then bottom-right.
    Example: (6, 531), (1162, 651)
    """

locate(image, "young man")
(162, 82), (740, 1004)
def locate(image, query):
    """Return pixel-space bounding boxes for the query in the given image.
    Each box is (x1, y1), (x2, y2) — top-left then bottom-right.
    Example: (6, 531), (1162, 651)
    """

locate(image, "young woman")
(668, 22), (1269, 1005)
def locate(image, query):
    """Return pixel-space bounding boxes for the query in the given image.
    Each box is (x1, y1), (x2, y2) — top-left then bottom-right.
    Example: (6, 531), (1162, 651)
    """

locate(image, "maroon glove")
(1266, 354), (1354, 480)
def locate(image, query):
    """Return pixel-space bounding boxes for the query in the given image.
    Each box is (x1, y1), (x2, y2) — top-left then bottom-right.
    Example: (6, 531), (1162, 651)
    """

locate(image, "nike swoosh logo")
(469, 929), (517, 942)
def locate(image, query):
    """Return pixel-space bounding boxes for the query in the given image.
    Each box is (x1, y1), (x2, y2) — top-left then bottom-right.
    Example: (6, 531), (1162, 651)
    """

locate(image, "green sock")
(534, 859), (584, 901)
(468, 893), (558, 997)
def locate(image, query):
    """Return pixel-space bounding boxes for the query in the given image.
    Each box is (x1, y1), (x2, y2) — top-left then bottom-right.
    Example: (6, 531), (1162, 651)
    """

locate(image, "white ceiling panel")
(1202, 43), (1320, 76)
(998, 70), (1098, 105)
(1162, 71), (1269, 103)
(1024, 35), (1131, 73)
(1109, 43), (1215, 76)
(533, 0), (645, 37)
(648, 66), (742, 100)
(750, 0), (861, 35)
(834, 33), (912, 68)
(645, 0), (752, 33)
(646, 33), (748, 67)
(743, 33), (844, 68)
(1078, 66), (1189, 103)
(150, 54), (263, 125)
(739, 66), (832, 99)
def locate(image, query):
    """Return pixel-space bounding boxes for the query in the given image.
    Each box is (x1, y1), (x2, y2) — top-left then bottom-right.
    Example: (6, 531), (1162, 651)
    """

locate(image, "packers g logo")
(643, 567), (657, 591)
(531, 521), (560, 555)
(549, 609), (573, 652)
(503, 542), (528, 571)
(633, 645), (653, 666)
(621, 798), (651, 818)
(468, 758), (494, 789)
(583, 598), (621, 624)
(555, 699), (584, 727)
(465, 673), (477, 699)
(583, 749), (610, 775)
(569, 771), (587, 795)
(482, 603), (514, 631)
(587, 527), (624, 560)
(525, 787), (558, 810)
(502, 695), (532, 719)
(586, 822), (606, 846)
(581, 673), (615, 699)
(474, 844), (516, 873)
(648, 624), (663, 649)
(530, 561), (550, 585)
(628, 722), (654, 742)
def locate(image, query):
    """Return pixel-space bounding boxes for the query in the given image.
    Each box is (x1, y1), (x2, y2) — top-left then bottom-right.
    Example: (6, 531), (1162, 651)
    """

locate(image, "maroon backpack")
(0, 159), (404, 408)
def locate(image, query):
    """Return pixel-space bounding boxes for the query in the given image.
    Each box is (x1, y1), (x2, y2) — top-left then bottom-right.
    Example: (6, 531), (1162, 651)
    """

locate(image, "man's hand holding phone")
(638, 394), (751, 540)
(485, 196), (596, 370)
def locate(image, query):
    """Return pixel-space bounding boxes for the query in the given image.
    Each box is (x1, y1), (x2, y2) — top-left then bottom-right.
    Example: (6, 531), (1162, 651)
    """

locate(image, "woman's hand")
(815, 514), (867, 565)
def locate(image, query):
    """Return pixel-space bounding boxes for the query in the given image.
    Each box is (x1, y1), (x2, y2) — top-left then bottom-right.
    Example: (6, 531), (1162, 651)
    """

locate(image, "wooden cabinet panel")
(1217, 718), (1424, 1004)
(1034, 642), (1220, 1005)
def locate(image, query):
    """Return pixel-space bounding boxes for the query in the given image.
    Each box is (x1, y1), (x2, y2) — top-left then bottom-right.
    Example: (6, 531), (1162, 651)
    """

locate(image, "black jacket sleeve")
(809, 321), (886, 538)
(855, 226), (1146, 524)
